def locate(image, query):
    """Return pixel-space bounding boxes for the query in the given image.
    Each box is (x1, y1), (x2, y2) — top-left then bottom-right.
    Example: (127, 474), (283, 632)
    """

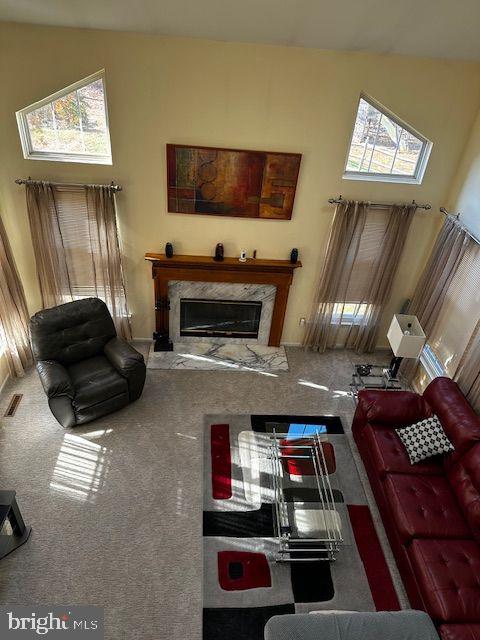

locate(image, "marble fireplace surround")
(168, 281), (276, 344)
(145, 253), (302, 349)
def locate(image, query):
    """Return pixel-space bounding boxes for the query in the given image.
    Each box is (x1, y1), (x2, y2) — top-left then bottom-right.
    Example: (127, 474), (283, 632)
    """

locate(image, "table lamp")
(386, 314), (426, 379)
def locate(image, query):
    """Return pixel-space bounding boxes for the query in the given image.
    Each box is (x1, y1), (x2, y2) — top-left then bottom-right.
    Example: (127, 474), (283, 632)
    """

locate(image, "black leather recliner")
(30, 298), (146, 428)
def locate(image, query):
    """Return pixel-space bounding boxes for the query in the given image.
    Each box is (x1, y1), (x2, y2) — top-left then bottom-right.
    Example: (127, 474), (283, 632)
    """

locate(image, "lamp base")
(388, 356), (403, 380)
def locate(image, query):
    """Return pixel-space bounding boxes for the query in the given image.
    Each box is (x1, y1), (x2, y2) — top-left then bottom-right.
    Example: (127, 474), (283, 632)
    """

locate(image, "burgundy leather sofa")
(352, 377), (480, 640)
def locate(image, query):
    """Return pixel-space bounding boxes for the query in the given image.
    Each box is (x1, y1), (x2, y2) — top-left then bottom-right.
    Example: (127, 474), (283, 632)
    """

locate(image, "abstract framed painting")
(166, 144), (301, 220)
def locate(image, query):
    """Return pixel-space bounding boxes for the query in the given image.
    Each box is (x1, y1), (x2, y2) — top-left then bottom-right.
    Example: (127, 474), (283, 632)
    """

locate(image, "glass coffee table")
(267, 426), (343, 563)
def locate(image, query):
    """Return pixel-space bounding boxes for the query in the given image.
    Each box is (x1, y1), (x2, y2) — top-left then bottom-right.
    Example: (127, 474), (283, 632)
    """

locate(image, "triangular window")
(344, 94), (431, 184)
(16, 70), (112, 165)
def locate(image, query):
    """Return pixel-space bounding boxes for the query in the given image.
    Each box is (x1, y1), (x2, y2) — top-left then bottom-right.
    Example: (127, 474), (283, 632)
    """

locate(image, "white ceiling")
(2, 0), (480, 61)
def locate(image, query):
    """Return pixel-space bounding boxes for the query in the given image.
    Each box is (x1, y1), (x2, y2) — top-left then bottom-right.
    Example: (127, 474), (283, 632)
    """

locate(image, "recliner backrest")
(30, 298), (117, 365)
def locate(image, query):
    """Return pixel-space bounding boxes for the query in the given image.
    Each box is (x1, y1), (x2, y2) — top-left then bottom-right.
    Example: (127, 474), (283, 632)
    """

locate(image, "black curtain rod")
(328, 196), (431, 210)
(15, 178), (122, 192)
(440, 207), (480, 246)
(439, 206), (460, 219)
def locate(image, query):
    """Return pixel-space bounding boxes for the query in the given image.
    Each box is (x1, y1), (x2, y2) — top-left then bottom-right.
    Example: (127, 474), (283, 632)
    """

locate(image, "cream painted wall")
(0, 354), (10, 392)
(447, 107), (480, 239)
(1, 22), (480, 348)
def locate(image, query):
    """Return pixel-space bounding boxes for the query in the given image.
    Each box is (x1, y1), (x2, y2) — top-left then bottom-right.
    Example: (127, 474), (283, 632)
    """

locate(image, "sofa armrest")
(36, 360), (74, 399)
(104, 337), (146, 401)
(355, 390), (432, 426)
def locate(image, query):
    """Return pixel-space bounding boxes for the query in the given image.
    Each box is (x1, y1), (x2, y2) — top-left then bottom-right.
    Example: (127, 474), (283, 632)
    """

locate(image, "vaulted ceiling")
(1, 0), (480, 61)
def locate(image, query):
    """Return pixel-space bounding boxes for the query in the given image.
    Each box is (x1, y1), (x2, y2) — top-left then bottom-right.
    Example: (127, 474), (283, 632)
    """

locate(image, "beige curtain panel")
(303, 199), (367, 352)
(0, 214), (33, 376)
(25, 182), (72, 309)
(400, 215), (472, 382)
(354, 203), (416, 352)
(25, 181), (132, 340)
(304, 200), (416, 353)
(455, 319), (480, 413)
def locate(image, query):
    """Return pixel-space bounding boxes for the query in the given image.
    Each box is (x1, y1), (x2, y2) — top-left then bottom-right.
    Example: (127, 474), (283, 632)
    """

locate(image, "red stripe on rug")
(211, 424), (232, 499)
(347, 504), (400, 611)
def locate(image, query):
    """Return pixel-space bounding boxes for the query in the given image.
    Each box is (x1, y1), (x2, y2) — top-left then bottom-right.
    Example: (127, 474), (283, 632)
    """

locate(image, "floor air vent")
(4, 394), (23, 417)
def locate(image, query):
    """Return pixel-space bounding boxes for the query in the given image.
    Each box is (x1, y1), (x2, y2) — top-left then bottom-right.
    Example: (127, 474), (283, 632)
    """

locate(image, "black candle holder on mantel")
(214, 243), (224, 261)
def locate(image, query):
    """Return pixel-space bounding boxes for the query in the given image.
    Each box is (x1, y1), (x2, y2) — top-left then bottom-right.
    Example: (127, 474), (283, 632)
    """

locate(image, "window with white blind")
(25, 181), (130, 339)
(332, 209), (389, 325)
(426, 241), (480, 377)
(52, 187), (100, 300)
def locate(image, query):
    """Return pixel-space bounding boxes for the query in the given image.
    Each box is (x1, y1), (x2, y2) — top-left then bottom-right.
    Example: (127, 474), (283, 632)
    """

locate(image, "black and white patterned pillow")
(395, 415), (454, 464)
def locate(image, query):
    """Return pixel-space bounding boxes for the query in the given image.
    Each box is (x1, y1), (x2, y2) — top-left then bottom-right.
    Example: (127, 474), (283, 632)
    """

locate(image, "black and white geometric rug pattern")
(203, 414), (379, 640)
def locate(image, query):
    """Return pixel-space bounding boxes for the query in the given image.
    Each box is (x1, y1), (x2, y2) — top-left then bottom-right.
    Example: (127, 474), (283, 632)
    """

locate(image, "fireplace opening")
(180, 298), (262, 338)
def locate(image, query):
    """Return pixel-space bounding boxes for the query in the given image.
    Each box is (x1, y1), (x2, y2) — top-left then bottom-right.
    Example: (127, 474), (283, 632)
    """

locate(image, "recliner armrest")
(104, 337), (144, 374)
(36, 360), (74, 399)
(104, 338), (146, 402)
(356, 389), (432, 426)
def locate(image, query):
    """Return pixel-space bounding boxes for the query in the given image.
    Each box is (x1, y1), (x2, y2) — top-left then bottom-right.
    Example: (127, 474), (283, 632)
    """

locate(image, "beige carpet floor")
(0, 345), (407, 640)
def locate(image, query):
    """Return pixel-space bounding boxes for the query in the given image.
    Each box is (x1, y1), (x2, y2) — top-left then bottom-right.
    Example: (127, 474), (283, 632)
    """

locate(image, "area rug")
(147, 343), (288, 372)
(203, 414), (400, 640)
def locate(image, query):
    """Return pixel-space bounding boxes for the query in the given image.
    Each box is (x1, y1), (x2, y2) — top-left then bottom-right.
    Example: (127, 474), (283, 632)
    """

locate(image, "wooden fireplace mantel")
(144, 253), (302, 350)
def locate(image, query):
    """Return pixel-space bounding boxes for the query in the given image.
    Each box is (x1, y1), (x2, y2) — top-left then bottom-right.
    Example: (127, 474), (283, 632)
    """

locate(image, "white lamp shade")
(387, 314), (426, 359)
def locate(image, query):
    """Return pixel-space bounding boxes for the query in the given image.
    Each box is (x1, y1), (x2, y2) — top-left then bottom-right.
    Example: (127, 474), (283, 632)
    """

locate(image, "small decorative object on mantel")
(165, 242), (174, 258)
(253, 249), (257, 259)
(166, 144), (302, 220)
(239, 250), (247, 263)
(214, 243), (224, 261)
(290, 248), (299, 264)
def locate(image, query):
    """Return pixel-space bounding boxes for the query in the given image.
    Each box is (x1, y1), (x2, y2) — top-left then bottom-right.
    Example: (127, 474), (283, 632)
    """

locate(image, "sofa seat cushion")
(384, 474), (471, 543)
(69, 355), (128, 411)
(363, 424), (444, 477)
(439, 624), (480, 640)
(408, 539), (480, 623)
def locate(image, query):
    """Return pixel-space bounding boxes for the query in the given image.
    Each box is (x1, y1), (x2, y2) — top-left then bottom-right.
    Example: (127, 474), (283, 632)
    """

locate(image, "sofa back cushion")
(30, 298), (116, 365)
(447, 443), (480, 543)
(357, 390), (432, 426)
(423, 377), (480, 458)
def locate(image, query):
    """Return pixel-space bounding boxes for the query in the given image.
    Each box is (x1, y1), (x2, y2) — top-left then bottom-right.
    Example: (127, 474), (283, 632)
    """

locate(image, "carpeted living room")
(0, 3), (480, 640)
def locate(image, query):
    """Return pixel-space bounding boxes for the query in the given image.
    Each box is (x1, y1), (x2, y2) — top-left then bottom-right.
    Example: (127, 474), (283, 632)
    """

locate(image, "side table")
(350, 364), (403, 398)
(0, 490), (32, 559)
